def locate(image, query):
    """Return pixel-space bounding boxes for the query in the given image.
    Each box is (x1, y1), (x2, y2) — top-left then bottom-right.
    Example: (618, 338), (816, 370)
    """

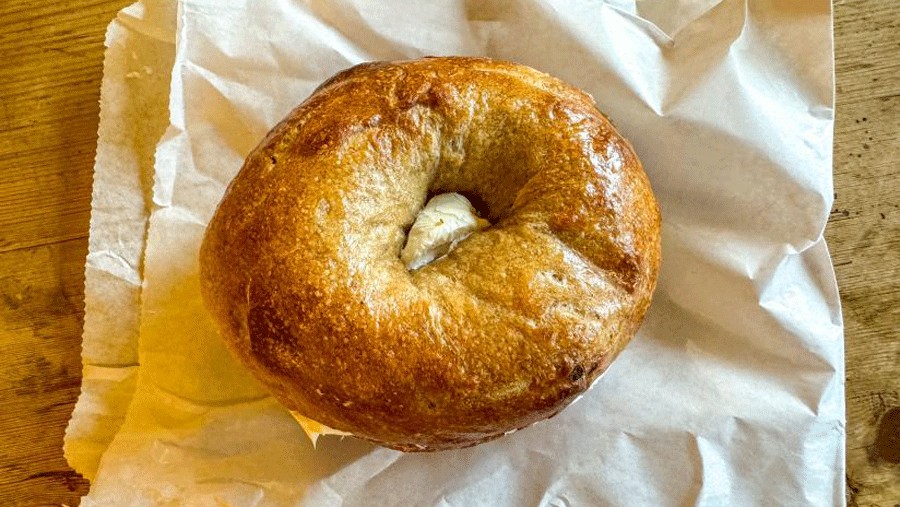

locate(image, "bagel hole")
(400, 218), (414, 239)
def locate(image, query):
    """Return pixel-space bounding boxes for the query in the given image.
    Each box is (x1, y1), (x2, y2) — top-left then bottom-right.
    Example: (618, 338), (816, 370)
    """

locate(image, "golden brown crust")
(199, 57), (661, 451)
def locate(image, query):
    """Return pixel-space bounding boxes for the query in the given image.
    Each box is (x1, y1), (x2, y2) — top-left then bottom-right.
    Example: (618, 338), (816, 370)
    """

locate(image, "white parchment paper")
(78, 0), (845, 505)
(64, 0), (175, 480)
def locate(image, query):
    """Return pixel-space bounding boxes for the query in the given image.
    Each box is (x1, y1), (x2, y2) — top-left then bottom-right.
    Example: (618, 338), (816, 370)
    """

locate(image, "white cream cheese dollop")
(401, 193), (490, 270)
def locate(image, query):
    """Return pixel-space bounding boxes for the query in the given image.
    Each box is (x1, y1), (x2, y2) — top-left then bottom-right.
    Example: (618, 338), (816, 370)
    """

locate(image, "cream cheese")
(401, 193), (489, 270)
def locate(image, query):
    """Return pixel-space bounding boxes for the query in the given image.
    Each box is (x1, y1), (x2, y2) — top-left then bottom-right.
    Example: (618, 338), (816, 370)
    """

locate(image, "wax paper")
(75, 0), (845, 505)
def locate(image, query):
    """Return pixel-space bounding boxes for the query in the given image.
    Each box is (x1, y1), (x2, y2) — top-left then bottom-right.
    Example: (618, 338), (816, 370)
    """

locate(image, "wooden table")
(832, 3), (900, 505)
(0, 1), (897, 505)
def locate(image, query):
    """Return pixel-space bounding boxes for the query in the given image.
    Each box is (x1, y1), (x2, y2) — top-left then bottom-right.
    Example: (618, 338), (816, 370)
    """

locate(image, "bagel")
(199, 57), (661, 451)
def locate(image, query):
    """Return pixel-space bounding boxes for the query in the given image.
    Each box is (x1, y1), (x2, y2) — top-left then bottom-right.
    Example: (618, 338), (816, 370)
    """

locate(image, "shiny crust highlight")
(199, 57), (661, 451)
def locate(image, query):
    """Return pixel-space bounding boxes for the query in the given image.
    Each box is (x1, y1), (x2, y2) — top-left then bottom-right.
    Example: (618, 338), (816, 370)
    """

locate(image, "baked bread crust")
(199, 57), (661, 451)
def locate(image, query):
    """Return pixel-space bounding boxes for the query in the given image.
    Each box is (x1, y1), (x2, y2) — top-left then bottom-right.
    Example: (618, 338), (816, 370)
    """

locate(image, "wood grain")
(0, 1), (131, 505)
(0, 1), (896, 505)
(831, 1), (900, 505)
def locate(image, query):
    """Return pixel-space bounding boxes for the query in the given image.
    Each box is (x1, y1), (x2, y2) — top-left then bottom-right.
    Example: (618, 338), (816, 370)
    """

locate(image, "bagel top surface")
(199, 56), (661, 451)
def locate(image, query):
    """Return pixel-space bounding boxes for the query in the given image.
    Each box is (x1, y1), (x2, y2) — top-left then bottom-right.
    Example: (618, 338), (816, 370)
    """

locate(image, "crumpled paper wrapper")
(64, 0), (175, 480)
(72, 0), (845, 505)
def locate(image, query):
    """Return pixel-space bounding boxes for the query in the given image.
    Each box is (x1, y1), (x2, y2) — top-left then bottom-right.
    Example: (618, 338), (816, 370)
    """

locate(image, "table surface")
(1, 1), (897, 505)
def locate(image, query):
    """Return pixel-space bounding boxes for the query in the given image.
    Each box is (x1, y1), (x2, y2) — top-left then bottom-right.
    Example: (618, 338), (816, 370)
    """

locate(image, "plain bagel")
(199, 57), (661, 451)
